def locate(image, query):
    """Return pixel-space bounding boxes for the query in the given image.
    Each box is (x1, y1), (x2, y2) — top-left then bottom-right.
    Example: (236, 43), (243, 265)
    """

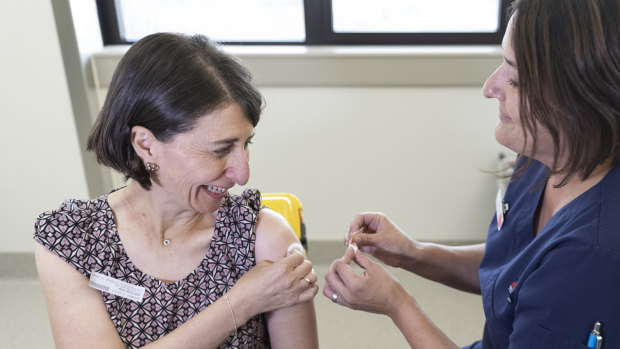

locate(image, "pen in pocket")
(587, 322), (602, 349)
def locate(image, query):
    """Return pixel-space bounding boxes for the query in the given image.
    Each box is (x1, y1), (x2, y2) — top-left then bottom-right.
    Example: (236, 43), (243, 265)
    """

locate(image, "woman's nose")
(483, 65), (503, 100)
(225, 147), (250, 185)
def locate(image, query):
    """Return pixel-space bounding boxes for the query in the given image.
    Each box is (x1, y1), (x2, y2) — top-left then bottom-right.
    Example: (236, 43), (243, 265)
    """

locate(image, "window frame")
(96, 0), (512, 46)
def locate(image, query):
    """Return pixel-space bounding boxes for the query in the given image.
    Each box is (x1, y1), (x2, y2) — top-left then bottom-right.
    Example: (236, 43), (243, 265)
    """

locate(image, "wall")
(241, 87), (506, 242)
(0, 0), (89, 253)
(1, 0), (512, 253)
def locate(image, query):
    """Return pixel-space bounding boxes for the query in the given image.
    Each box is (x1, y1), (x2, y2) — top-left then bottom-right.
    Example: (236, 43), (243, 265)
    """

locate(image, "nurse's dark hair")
(509, 0), (620, 185)
(87, 33), (263, 190)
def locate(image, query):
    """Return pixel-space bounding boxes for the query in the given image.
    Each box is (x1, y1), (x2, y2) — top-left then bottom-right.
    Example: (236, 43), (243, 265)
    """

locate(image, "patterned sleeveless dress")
(34, 188), (270, 348)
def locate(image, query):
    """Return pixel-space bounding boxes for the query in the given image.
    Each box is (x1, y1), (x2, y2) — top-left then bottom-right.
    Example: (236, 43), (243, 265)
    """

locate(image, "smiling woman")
(128, 104), (255, 214)
(33, 32), (318, 349)
(322, 0), (620, 348)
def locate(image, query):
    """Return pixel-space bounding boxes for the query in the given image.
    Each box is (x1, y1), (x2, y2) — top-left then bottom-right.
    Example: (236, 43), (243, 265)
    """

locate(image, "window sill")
(90, 45), (502, 88)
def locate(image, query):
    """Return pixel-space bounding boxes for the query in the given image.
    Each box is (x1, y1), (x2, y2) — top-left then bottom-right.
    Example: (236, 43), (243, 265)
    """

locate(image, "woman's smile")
(203, 185), (228, 199)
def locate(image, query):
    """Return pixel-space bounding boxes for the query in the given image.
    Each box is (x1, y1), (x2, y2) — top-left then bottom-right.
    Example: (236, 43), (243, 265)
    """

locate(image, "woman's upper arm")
(34, 242), (125, 349)
(255, 208), (304, 261)
(255, 209), (319, 349)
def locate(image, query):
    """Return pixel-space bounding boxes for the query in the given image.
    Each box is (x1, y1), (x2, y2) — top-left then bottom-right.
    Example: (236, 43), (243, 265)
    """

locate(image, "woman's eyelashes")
(211, 140), (252, 159)
(212, 145), (234, 158)
(508, 79), (519, 88)
(206, 133), (254, 159)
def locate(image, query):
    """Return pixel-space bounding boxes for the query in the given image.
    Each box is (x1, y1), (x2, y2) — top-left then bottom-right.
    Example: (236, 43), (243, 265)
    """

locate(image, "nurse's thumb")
(350, 232), (376, 248)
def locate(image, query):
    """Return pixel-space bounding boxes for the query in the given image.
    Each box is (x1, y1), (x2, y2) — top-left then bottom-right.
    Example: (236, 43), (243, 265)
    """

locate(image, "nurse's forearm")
(390, 292), (459, 349)
(402, 242), (485, 294)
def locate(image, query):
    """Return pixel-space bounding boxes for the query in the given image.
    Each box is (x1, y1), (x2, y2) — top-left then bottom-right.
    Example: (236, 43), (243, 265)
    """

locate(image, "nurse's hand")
(325, 245), (459, 349)
(345, 212), (417, 268)
(323, 245), (411, 317)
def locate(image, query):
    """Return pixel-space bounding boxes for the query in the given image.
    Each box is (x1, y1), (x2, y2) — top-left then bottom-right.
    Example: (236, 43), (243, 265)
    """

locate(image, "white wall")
(1, 0), (511, 253)
(242, 87), (505, 242)
(0, 0), (89, 252)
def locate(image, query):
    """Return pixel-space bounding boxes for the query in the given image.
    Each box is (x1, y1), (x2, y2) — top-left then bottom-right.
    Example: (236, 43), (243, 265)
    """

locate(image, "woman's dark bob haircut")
(87, 33), (263, 189)
(508, 0), (620, 184)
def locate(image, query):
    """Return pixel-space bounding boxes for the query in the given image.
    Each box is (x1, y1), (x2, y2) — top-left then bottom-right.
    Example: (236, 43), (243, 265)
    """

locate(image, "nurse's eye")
(508, 79), (519, 88)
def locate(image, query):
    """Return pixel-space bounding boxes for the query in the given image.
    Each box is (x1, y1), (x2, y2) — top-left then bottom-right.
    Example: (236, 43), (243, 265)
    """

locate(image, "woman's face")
(152, 103), (255, 214)
(483, 16), (555, 164)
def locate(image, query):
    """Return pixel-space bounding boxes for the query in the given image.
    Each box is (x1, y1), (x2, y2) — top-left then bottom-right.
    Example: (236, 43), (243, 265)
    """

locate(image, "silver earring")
(145, 162), (159, 173)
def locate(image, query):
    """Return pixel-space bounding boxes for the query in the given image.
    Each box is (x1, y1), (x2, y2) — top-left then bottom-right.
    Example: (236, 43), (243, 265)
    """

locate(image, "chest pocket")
(488, 268), (519, 330)
(531, 324), (590, 348)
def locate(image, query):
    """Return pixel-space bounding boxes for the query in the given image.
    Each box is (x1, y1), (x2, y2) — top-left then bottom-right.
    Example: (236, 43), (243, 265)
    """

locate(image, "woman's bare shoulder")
(254, 208), (302, 262)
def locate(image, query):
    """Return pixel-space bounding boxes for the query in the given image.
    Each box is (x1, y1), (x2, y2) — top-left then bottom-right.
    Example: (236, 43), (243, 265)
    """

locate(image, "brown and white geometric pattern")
(34, 188), (270, 348)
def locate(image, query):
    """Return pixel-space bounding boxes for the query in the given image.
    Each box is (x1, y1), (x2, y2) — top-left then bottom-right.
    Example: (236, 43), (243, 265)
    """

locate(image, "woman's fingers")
(237, 250), (319, 315)
(342, 243), (358, 264)
(303, 268), (318, 285)
(325, 250), (407, 316)
(281, 248), (305, 268)
(284, 252), (318, 302)
(345, 212), (390, 247)
(322, 282), (345, 307)
(349, 232), (377, 248)
(345, 212), (377, 245)
(323, 257), (360, 308)
(299, 281), (319, 302)
(351, 251), (375, 269)
(322, 277), (340, 305)
(324, 243), (367, 307)
(282, 245), (315, 280)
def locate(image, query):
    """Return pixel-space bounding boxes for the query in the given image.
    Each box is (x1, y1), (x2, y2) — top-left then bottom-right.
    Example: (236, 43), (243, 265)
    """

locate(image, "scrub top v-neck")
(467, 159), (620, 349)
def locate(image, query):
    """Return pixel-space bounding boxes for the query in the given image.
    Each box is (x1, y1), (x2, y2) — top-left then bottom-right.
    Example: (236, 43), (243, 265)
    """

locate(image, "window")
(97, 0), (512, 45)
(110, 0), (305, 43)
(333, 0), (500, 33)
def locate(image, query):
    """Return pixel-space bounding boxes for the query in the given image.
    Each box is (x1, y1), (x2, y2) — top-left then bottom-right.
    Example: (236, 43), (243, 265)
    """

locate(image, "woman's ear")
(130, 126), (157, 162)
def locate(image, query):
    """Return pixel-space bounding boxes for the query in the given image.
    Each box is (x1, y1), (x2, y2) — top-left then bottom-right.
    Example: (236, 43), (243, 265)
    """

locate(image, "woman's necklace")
(124, 197), (173, 246)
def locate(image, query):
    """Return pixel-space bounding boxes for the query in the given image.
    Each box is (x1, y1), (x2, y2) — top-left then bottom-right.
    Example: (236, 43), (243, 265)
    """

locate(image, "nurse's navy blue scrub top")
(464, 158), (620, 349)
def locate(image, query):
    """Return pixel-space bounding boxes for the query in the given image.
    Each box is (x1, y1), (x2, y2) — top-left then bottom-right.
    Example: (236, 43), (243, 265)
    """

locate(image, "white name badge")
(495, 189), (505, 231)
(89, 271), (145, 302)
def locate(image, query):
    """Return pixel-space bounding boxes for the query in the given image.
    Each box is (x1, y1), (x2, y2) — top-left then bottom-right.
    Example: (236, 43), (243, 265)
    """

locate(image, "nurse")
(323, 0), (620, 347)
